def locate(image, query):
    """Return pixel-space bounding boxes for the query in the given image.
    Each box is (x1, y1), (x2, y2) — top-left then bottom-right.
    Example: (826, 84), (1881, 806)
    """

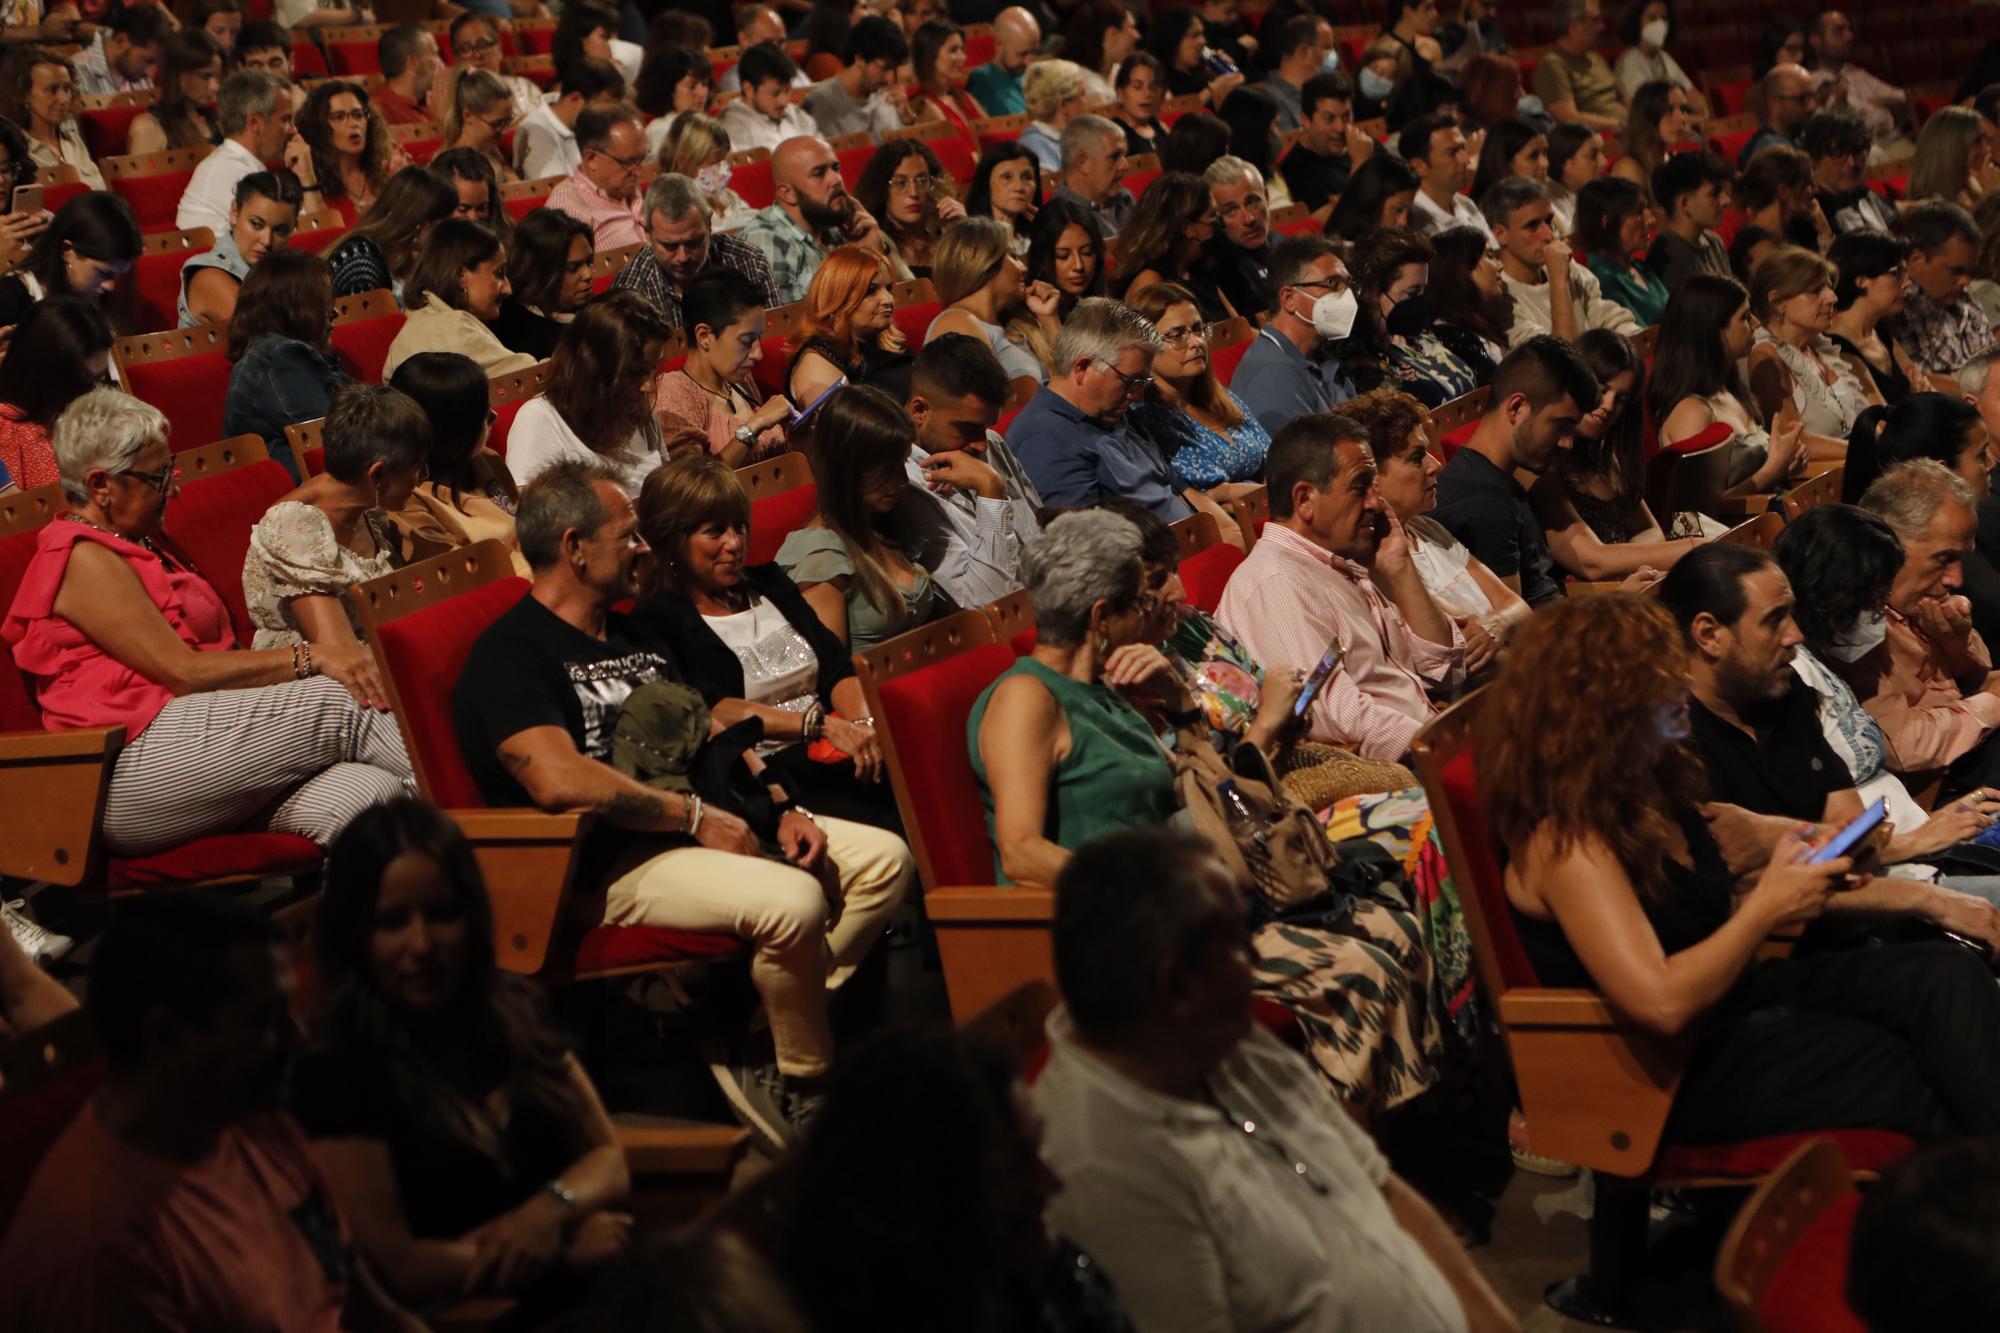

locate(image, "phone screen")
(1811, 798), (1887, 865)
(1293, 641), (1343, 719)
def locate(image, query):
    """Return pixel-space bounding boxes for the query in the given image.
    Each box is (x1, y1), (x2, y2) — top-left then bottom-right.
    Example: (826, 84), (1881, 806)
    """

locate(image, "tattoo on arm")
(501, 749), (534, 776)
(594, 789), (675, 829)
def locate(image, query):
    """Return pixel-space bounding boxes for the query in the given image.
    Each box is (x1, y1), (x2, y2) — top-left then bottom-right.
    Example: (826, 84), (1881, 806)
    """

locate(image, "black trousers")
(1666, 941), (2000, 1144)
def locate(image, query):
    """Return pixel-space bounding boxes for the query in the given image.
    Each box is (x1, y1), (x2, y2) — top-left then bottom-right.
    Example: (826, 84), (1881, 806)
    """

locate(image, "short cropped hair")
(575, 101), (640, 153)
(1048, 297), (1161, 375)
(323, 382), (431, 484)
(736, 39), (798, 90)
(1060, 113), (1122, 171)
(1800, 105), (1871, 161)
(644, 170), (707, 226)
(1957, 342), (2000, 398)
(517, 458), (620, 570)
(1859, 458), (1976, 540)
(217, 68), (284, 137)
(379, 23), (429, 79)
(53, 388), (168, 503)
(1650, 149), (1730, 218)
(1302, 70), (1353, 119)
(1265, 411), (1369, 519)
(557, 56), (625, 102)
(911, 331), (1010, 408)
(1266, 233), (1343, 313)
(1480, 174), (1547, 230)
(1900, 199), (1980, 255)
(1396, 111), (1454, 165)
(850, 14), (909, 65)
(90, 892), (276, 1073)
(1022, 508), (1143, 646)
(1492, 334), (1600, 414)
(1655, 541), (1773, 640)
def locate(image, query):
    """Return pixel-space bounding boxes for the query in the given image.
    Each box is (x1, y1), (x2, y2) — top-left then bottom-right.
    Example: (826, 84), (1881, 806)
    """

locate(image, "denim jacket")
(222, 335), (352, 481)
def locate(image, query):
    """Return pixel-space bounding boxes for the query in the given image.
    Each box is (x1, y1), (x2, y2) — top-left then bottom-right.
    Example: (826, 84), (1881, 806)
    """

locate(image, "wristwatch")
(734, 423), (758, 447)
(783, 804), (818, 825)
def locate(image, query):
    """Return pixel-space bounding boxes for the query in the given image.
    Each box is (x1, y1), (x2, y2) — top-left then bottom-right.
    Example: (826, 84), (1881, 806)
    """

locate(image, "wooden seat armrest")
(1565, 580), (1625, 597)
(612, 1117), (752, 1176)
(1495, 988), (1624, 1028)
(450, 809), (587, 841)
(449, 808), (593, 976)
(0, 726), (121, 885)
(924, 885), (1056, 921)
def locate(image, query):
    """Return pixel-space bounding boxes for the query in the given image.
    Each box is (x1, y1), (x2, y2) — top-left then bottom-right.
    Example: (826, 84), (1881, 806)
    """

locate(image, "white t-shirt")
(176, 137), (261, 235)
(515, 101), (580, 181)
(504, 396), (661, 497)
(703, 598), (819, 751)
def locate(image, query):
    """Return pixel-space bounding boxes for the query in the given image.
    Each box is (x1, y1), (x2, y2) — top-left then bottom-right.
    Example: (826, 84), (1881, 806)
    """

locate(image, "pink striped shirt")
(546, 171), (647, 252)
(1215, 523), (1463, 762)
(1831, 606), (2000, 776)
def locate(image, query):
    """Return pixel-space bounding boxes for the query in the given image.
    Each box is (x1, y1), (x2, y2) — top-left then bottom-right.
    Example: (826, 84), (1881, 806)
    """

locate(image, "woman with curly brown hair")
(298, 79), (402, 219)
(508, 288), (673, 496)
(1480, 589), (2000, 1144)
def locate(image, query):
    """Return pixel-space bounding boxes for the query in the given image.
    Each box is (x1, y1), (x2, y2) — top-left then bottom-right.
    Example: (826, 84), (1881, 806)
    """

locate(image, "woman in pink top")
(655, 272), (793, 466)
(1, 389), (413, 855)
(0, 295), (113, 493)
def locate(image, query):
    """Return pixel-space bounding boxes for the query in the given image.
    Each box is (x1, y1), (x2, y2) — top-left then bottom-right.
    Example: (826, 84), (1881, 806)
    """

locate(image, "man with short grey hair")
(1205, 155), (1273, 321)
(175, 70), (306, 233)
(611, 173), (776, 329)
(1532, 0), (1625, 130)
(1052, 115), (1134, 236)
(1005, 298), (1201, 522)
(1232, 234), (1358, 436)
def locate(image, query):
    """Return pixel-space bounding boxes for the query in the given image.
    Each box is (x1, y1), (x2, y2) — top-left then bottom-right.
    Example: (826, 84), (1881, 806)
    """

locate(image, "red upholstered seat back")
(1440, 747), (1539, 989)
(131, 245), (206, 334)
(0, 528), (44, 731)
(487, 393), (537, 458)
(1758, 1192), (1866, 1333)
(837, 144), (875, 189)
(1179, 542), (1244, 614)
(751, 333), (792, 399)
(110, 169), (198, 231)
(504, 190), (551, 222)
(878, 642), (1015, 889)
(892, 300), (941, 350)
(331, 312), (408, 383)
(730, 159), (776, 208)
(374, 576), (531, 808)
(1439, 417), (1479, 460)
(290, 39), (329, 77)
(0, 1056), (105, 1223)
(931, 138), (977, 185)
(287, 222), (346, 254)
(162, 459), (297, 646)
(1212, 335), (1254, 386)
(327, 37), (381, 75)
(748, 484), (817, 566)
(129, 351), (232, 452)
(77, 104), (145, 159)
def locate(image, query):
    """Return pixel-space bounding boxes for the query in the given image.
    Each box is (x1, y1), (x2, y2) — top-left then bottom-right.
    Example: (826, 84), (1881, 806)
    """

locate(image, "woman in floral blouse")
(1124, 282), (1269, 495)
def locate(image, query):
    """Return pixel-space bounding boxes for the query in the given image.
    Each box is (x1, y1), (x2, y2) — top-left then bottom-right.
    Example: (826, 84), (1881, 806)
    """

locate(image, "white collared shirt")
(175, 137), (262, 234)
(514, 101), (580, 181)
(1410, 187), (1494, 244)
(717, 98), (820, 155)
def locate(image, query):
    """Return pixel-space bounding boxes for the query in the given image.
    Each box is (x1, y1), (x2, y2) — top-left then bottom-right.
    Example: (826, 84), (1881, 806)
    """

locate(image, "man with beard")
(739, 135), (892, 305)
(1805, 107), (1897, 237)
(1433, 335), (1594, 606)
(1204, 156), (1275, 323)
(611, 173), (776, 330)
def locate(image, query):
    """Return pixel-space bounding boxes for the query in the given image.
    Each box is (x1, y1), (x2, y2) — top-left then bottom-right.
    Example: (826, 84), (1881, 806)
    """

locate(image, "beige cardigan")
(382, 292), (538, 380)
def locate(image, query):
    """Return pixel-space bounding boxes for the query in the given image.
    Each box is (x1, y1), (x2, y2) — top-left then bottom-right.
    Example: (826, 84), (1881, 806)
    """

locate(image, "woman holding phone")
(655, 273), (794, 465)
(785, 245), (912, 408)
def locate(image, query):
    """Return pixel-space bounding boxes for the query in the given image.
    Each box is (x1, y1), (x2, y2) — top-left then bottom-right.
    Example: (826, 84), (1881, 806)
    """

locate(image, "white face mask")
(696, 162), (731, 194)
(1304, 287), (1358, 340)
(1640, 17), (1669, 46)
(1825, 608), (1888, 662)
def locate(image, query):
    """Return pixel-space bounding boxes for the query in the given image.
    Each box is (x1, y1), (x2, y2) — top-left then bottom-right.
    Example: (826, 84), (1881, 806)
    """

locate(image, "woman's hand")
(747, 395), (794, 432)
(1745, 829), (1847, 930)
(1768, 409), (1807, 482)
(0, 209), (49, 254)
(1907, 790), (2000, 855)
(562, 1211), (633, 1269)
(935, 193), (967, 223)
(1618, 566), (1665, 593)
(776, 808), (827, 869)
(1460, 615), (1501, 673)
(1101, 643), (1189, 708)
(462, 1196), (568, 1295)
(315, 640), (392, 710)
(822, 715), (884, 781)
(1244, 665), (1302, 750)
(1025, 278), (1062, 322)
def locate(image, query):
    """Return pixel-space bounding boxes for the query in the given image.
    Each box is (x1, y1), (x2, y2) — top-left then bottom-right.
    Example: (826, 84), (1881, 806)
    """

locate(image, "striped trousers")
(101, 676), (415, 855)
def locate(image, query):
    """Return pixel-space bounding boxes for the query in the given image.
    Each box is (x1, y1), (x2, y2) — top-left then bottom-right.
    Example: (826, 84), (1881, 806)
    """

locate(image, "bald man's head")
(772, 134), (852, 228)
(995, 6), (1041, 72)
(1763, 63), (1818, 132)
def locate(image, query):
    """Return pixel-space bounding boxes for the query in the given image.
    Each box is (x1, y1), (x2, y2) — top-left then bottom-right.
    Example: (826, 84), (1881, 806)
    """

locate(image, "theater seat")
(729, 157), (776, 209)
(162, 450), (297, 646)
(331, 311), (408, 383)
(739, 452), (817, 566)
(130, 230), (213, 334)
(117, 327), (233, 453)
(891, 299), (941, 349)
(107, 831), (323, 889)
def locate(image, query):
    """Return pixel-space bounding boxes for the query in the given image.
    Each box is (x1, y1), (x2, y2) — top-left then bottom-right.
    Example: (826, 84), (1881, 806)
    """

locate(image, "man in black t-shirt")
(1279, 72), (1368, 218)
(451, 461), (914, 1147)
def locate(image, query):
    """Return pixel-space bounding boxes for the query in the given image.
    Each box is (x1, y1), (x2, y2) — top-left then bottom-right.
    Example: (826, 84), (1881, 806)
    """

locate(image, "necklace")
(61, 511), (197, 574)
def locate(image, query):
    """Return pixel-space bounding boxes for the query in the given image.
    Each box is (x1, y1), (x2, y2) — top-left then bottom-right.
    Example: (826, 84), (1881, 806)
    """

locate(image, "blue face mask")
(1358, 68), (1394, 100)
(1516, 93), (1548, 119)
(1320, 49), (1341, 75)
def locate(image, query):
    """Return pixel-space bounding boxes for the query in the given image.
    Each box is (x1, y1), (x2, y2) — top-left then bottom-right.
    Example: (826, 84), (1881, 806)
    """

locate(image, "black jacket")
(626, 562), (855, 710)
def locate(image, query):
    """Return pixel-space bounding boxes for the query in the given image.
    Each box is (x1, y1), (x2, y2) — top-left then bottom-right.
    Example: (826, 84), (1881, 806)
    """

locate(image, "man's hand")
(1344, 122), (1377, 164)
(562, 1211), (633, 1269)
(1542, 237), (1573, 286)
(1618, 566), (1665, 592)
(1913, 593), (1976, 649)
(1925, 886), (2000, 953)
(1370, 506), (1414, 577)
(694, 805), (760, 855)
(1700, 802), (1802, 877)
(922, 448), (1004, 498)
(284, 131), (318, 187)
(776, 808), (827, 869)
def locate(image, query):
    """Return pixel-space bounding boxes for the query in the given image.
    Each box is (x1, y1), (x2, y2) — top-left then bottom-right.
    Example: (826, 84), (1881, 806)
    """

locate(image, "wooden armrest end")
(924, 885), (1057, 922)
(613, 1116), (752, 1176)
(0, 725), (121, 885)
(1496, 988), (1624, 1028)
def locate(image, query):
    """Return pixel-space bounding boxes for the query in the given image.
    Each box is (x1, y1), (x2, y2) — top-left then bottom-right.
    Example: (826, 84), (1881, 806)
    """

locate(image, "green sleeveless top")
(966, 657), (1178, 884)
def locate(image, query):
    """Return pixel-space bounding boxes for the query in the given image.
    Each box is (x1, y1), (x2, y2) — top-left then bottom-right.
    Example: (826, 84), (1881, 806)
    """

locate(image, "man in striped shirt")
(1216, 411), (1463, 762)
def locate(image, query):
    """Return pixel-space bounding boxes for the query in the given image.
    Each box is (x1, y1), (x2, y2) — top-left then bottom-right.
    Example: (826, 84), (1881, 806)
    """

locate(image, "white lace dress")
(242, 501), (398, 649)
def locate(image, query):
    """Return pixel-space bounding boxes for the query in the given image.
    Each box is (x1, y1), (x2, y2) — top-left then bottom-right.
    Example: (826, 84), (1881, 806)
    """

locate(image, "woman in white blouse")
(1746, 244), (1880, 449)
(507, 289), (675, 497)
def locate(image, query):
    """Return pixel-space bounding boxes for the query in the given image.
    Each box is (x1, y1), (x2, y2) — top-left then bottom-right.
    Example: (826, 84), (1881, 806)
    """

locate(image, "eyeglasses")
(1293, 276), (1350, 294)
(1093, 359), (1153, 392)
(593, 147), (648, 171)
(455, 36), (500, 55)
(122, 462), (179, 493)
(888, 172), (935, 194)
(1159, 322), (1214, 347)
(474, 110), (515, 132)
(326, 108), (369, 124)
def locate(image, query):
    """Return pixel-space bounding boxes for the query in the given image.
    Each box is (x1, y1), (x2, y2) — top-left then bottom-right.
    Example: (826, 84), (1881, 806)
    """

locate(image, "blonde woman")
(1017, 59), (1088, 174)
(439, 68), (521, 186)
(924, 217), (1057, 389)
(657, 114), (756, 233)
(1746, 244), (1877, 447)
(1910, 107), (2000, 208)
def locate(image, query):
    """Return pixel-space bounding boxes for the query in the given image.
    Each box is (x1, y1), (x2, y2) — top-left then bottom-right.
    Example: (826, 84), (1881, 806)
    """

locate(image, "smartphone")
(10, 185), (41, 216)
(1292, 640), (1344, 720)
(1811, 797), (1887, 864)
(792, 376), (845, 425)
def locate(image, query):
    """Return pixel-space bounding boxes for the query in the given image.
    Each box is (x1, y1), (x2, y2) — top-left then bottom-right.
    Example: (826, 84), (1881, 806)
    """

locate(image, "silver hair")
(1023, 59), (1083, 121)
(1859, 458), (1976, 540)
(1060, 113), (1122, 172)
(1203, 155), (1263, 192)
(644, 172), (708, 228)
(1049, 297), (1162, 376)
(1957, 344), (2000, 397)
(54, 389), (168, 504)
(217, 69), (286, 138)
(1480, 174), (1547, 229)
(1022, 509), (1144, 645)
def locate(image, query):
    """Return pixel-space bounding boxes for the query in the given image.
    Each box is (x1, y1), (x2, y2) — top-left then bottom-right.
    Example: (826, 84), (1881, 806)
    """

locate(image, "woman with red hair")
(785, 244), (913, 407)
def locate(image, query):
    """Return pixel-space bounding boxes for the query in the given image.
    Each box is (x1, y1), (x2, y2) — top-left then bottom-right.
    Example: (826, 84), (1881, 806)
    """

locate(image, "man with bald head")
(967, 6), (1039, 116)
(738, 135), (891, 304)
(1739, 64), (1819, 167)
(546, 102), (650, 250)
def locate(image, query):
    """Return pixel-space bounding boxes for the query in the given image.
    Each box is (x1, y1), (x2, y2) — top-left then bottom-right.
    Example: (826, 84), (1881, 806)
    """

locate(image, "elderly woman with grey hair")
(1, 389), (412, 855)
(965, 509), (1454, 1113)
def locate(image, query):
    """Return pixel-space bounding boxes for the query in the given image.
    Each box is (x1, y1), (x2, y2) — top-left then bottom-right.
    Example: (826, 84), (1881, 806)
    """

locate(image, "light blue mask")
(1320, 49), (1341, 75)
(1358, 68), (1394, 100)
(1516, 94), (1548, 118)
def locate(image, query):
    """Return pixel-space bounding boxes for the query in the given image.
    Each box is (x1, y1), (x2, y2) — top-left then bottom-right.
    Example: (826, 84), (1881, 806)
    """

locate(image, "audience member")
(451, 464), (911, 1146)
(740, 136), (890, 307)
(1149, 4), (1245, 104)
(1741, 63), (1818, 167)
(438, 150), (511, 240)
(1827, 230), (1918, 405)
(719, 42), (819, 154)
(1458, 50), (1538, 134)
(963, 141), (1040, 257)
(907, 18), (987, 150)
(1065, 0), (1141, 103)
(439, 73), (523, 188)
(370, 24), (438, 126)
(628, 456), (895, 827)
(552, 1), (640, 87)
(1234, 234), (1358, 435)
(298, 80), (401, 218)
(238, 20), (304, 103)
(546, 103), (648, 251)
(612, 172), (777, 330)
(1262, 12), (1327, 132)
(0, 296), (110, 492)
(1543, 120), (1605, 234)
(1484, 593), (2000, 1148)
(1214, 87), (1289, 206)
(295, 797), (633, 1311)
(1806, 106), (1896, 236)
(1909, 106), (1994, 209)
(1746, 244), (1877, 454)
(1485, 174), (1639, 345)
(1019, 60), (1090, 176)
(1169, 116), (1248, 182)
(385, 218), (537, 379)
(1848, 1139), (2000, 1333)
(1031, 830), (1513, 1331)
(1281, 71), (1371, 216)
(786, 242), (913, 405)
(222, 250), (352, 479)
(1469, 116), (1549, 208)
(634, 45), (714, 151)
(1890, 201), (1990, 377)
(1327, 150), (1421, 240)
(1575, 176), (1668, 325)
(1611, 80), (1694, 193)
(0, 119), (46, 261)
(1402, 112), (1490, 243)
(515, 58), (626, 182)
(180, 169), (299, 328)
(1737, 142), (1828, 253)
(1125, 281), (1269, 494)
(0, 45), (103, 189)
(1201, 156), (1276, 320)
(857, 139), (962, 277)
(965, 4), (1038, 116)
(1049, 115), (1135, 238)
(1646, 149), (1733, 293)
(5, 389), (413, 849)
(1216, 410), (1462, 757)
(1008, 202), (1110, 371)
(387, 351), (526, 574)
(0, 189), (135, 329)
(927, 217), (1053, 389)
(125, 29), (222, 154)
(1652, 273), (1808, 499)
(655, 113), (758, 233)
(1533, 0), (1625, 131)
(1345, 224), (1482, 406)
(655, 273), (790, 464)
(451, 12), (543, 122)
(71, 3), (166, 96)
(242, 382), (423, 652)
(0, 894), (416, 1330)
(801, 14), (913, 138)
(1806, 9), (1911, 159)
(325, 164), (456, 298)
(508, 289), (670, 495)
(896, 332), (1042, 607)
(1113, 51), (1167, 157)
(1115, 172), (1236, 320)
(176, 68), (300, 234)
(1613, 0), (1696, 103)
(489, 207), (592, 359)
(1426, 223), (1513, 381)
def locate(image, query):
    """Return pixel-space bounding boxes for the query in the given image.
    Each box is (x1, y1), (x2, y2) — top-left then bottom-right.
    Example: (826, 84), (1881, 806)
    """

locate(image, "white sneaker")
(4, 899), (72, 965)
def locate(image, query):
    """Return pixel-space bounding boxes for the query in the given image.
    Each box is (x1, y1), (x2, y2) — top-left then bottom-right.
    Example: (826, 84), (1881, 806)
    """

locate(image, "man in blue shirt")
(1005, 297), (1194, 521)
(966, 6), (1039, 116)
(1233, 234), (1358, 438)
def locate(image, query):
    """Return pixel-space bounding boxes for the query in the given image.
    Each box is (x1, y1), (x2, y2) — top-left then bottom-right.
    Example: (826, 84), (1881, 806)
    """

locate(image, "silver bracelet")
(685, 793), (704, 837)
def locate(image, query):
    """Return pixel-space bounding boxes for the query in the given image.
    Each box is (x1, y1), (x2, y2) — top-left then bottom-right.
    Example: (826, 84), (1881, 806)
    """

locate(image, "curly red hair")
(1475, 595), (1706, 899)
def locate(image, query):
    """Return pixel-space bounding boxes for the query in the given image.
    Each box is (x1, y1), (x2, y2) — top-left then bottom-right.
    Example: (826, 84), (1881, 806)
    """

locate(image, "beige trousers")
(604, 816), (914, 1077)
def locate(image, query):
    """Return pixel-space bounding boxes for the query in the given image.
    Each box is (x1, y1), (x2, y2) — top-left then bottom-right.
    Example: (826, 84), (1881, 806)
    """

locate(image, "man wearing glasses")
(1233, 235), (1359, 438)
(611, 173), (776, 329)
(547, 103), (650, 250)
(1806, 107), (1896, 237)
(1740, 64), (1819, 168)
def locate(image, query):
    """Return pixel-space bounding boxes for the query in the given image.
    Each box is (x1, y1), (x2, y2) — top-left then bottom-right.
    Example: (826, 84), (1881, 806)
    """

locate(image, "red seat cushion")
(488, 393), (536, 459)
(751, 332), (792, 399)
(1179, 541), (1244, 614)
(837, 145), (875, 190)
(1439, 418), (1478, 460)
(748, 483), (817, 566)
(0, 529), (44, 732)
(1440, 747), (1540, 989)
(373, 576), (531, 808)
(399, 136), (442, 167)
(110, 169), (199, 231)
(729, 158), (775, 209)
(290, 39), (329, 78)
(162, 459), (297, 646)
(1657, 1129), (1913, 1180)
(105, 832), (322, 889)
(1212, 335), (1255, 387)
(128, 350), (233, 453)
(892, 300), (941, 350)
(131, 245), (208, 334)
(504, 191), (551, 222)
(931, 137), (977, 184)
(570, 923), (748, 970)
(77, 103), (146, 159)
(327, 38), (381, 76)
(877, 642), (1016, 888)
(331, 312), (408, 383)
(1758, 1191), (1866, 1333)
